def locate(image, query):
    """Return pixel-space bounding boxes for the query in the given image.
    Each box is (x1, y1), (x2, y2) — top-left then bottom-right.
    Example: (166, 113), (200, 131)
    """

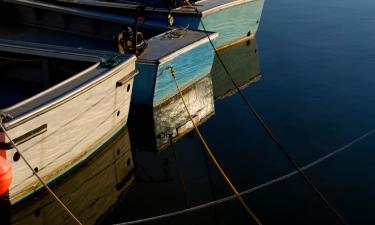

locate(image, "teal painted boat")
(46, 0), (265, 49)
(132, 29), (217, 107)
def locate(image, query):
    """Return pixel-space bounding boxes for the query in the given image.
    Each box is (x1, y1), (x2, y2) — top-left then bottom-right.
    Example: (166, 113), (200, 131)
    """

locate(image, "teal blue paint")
(132, 64), (157, 106)
(153, 40), (216, 106)
(132, 38), (217, 107)
(173, 0), (264, 48)
(198, 0), (264, 47)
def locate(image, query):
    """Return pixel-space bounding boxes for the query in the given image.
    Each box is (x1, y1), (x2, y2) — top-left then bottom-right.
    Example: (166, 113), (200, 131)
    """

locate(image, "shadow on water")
(2, 127), (134, 225)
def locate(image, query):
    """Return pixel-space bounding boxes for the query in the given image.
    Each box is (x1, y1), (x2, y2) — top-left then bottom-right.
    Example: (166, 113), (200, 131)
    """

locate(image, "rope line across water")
(113, 127), (375, 225)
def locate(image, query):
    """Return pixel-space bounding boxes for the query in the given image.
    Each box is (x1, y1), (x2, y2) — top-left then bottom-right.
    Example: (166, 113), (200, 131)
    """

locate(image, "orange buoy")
(0, 156), (12, 195)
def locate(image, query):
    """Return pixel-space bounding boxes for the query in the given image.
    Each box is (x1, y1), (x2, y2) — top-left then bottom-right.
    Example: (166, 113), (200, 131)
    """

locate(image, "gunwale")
(0, 39), (137, 129)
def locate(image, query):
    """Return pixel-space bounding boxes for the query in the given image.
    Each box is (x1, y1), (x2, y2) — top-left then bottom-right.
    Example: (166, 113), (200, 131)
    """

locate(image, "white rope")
(113, 128), (375, 225)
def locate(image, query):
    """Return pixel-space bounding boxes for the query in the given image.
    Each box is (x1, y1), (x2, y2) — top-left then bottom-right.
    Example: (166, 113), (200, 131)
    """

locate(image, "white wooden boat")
(6, 127), (134, 225)
(0, 39), (137, 205)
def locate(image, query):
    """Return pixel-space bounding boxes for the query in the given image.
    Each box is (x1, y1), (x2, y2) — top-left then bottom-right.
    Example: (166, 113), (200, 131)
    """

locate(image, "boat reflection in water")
(211, 38), (261, 100)
(129, 74), (215, 151)
(7, 127), (134, 225)
(129, 38), (260, 151)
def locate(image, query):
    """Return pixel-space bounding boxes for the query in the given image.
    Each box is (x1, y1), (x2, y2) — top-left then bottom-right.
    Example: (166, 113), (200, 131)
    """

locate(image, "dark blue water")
(101, 0), (375, 224)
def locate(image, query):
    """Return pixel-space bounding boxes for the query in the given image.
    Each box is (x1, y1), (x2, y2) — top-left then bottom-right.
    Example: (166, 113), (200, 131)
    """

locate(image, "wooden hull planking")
(2, 51), (137, 205)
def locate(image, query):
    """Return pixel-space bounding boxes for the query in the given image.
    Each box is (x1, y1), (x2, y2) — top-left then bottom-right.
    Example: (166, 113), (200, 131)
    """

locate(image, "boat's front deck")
(138, 28), (216, 63)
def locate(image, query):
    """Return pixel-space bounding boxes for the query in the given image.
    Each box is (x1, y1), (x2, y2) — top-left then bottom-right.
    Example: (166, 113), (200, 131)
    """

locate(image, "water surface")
(101, 0), (375, 224)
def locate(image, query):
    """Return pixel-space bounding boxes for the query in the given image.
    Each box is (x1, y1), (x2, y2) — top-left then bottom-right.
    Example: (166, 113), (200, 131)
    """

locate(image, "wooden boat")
(2, 127), (134, 225)
(129, 74), (214, 151)
(47, 0), (265, 49)
(0, 38), (137, 205)
(211, 38), (261, 100)
(1, 0), (219, 112)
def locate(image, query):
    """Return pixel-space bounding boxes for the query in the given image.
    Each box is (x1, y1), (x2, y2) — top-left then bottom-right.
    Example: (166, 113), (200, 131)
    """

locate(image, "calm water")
(9, 0), (375, 224)
(101, 0), (375, 224)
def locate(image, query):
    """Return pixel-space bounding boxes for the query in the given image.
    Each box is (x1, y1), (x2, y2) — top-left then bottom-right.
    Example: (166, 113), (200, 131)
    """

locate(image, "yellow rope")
(168, 66), (263, 225)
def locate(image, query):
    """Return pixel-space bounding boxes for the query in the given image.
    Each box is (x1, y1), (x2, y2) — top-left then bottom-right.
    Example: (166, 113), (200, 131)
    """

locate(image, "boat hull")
(1, 52), (136, 205)
(198, 0), (264, 49)
(146, 0), (265, 49)
(175, 0), (264, 49)
(129, 74), (214, 151)
(132, 34), (216, 107)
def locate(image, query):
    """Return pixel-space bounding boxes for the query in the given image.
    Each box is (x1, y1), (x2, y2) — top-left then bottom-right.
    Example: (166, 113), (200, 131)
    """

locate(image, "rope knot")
(100, 55), (120, 68)
(167, 65), (176, 78)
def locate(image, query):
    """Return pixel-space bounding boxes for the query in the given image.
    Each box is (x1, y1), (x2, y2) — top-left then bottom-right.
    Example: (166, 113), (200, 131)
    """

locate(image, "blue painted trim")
(153, 40), (216, 106)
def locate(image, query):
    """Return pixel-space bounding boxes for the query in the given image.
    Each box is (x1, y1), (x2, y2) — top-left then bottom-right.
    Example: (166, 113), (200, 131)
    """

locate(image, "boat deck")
(138, 29), (217, 63)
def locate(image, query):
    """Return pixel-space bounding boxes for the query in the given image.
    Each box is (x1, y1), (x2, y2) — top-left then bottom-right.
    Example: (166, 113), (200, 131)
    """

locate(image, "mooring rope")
(113, 127), (375, 225)
(194, 9), (348, 225)
(0, 117), (82, 225)
(167, 66), (263, 225)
